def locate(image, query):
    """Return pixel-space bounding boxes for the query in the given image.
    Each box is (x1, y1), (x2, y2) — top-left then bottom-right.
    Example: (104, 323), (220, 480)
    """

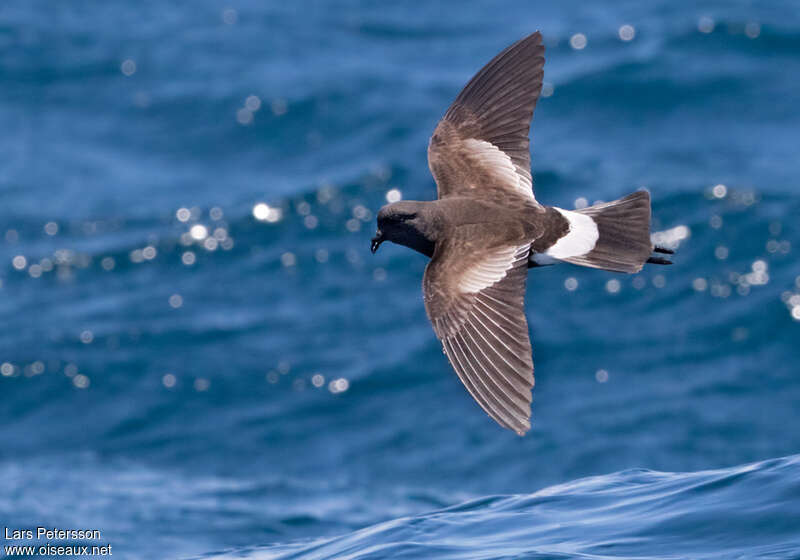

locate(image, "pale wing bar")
(460, 139), (530, 198)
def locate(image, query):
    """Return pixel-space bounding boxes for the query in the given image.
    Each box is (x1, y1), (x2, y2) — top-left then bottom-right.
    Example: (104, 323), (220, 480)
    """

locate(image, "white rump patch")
(462, 139), (534, 199)
(458, 245), (529, 294)
(545, 208), (599, 259)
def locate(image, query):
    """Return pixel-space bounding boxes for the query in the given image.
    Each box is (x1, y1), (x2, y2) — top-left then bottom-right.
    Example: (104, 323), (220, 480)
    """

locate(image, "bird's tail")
(561, 191), (670, 273)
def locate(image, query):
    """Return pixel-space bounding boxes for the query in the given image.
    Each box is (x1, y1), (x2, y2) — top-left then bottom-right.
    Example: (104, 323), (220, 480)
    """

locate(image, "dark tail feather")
(562, 191), (653, 273)
(648, 245), (674, 264)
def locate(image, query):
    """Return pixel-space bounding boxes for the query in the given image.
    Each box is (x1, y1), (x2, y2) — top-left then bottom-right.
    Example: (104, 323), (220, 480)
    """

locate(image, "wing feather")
(427, 32), (545, 202)
(444, 336), (516, 432)
(423, 241), (534, 435)
(462, 321), (531, 406)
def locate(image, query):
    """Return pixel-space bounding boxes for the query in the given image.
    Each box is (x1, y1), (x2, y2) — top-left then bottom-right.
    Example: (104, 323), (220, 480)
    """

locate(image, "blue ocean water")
(2, 1), (800, 559)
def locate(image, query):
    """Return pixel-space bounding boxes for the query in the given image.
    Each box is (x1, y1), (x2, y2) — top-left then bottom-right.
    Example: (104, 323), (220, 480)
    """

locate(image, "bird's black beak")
(370, 231), (384, 254)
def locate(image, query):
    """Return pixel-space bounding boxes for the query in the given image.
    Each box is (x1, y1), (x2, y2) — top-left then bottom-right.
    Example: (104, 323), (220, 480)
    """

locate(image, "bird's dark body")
(529, 207), (571, 254)
(376, 198), (567, 262)
(370, 31), (672, 435)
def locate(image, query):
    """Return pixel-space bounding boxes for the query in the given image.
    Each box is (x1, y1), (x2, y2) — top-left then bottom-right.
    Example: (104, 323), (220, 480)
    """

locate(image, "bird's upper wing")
(423, 236), (534, 435)
(427, 31), (545, 202)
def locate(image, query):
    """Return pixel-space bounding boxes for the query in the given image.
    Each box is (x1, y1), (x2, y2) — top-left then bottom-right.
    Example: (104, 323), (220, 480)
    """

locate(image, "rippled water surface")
(2, 1), (800, 559)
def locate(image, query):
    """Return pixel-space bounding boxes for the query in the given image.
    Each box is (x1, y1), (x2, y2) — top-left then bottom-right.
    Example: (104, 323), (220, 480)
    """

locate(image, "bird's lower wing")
(423, 241), (534, 435)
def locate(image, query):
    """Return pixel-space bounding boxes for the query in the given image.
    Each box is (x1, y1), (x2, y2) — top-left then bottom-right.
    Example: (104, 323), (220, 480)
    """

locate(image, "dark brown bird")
(370, 31), (672, 435)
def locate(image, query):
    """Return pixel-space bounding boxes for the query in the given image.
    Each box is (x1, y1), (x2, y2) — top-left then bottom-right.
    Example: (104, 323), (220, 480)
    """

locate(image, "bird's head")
(371, 201), (436, 257)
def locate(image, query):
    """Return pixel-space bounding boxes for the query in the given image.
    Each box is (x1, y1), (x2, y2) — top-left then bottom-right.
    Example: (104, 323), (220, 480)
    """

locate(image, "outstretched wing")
(428, 31), (545, 202)
(423, 240), (534, 435)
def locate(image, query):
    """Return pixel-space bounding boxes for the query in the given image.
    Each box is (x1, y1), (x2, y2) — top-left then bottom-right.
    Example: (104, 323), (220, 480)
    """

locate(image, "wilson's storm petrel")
(371, 32), (673, 435)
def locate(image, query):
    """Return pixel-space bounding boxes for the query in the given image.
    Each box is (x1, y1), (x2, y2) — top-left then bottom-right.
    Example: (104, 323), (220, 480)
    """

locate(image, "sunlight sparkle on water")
(743, 260), (769, 286)
(712, 184), (728, 199)
(213, 228), (228, 241)
(693, 278), (708, 292)
(711, 281), (732, 299)
(252, 203), (269, 220)
(565, 277), (578, 292)
(245, 95), (262, 112)
(317, 185), (334, 204)
(142, 246), (157, 260)
(745, 22), (761, 39)
(618, 25), (635, 41)
(346, 219), (361, 232)
(328, 378), (349, 394)
(352, 205), (370, 221)
(570, 33), (587, 50)
(698, 16), (715, 34)
(190, 225), (208, 241)
(72, 374), (90, 389)
(236, 108), (253, 125)
(297, 202), (311, 216)
(606, 279), (621, 294)
(652, 225), (690, 251)
(194, 378), (210, 392)
(221, 8), (237, 25)
(120, 59), (136, 76)
(281, 252), (296, 267)
(271, 99), (288, 116)
(315, 249), (329, 263)
(253, 203), (282, 223)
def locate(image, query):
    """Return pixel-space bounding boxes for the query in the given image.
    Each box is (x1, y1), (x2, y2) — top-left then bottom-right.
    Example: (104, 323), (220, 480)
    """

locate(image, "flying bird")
(370, 32), (673, 435)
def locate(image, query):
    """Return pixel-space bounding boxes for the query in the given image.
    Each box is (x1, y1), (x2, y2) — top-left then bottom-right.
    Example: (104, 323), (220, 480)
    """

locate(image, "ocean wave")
(200, 454), (800, 560)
